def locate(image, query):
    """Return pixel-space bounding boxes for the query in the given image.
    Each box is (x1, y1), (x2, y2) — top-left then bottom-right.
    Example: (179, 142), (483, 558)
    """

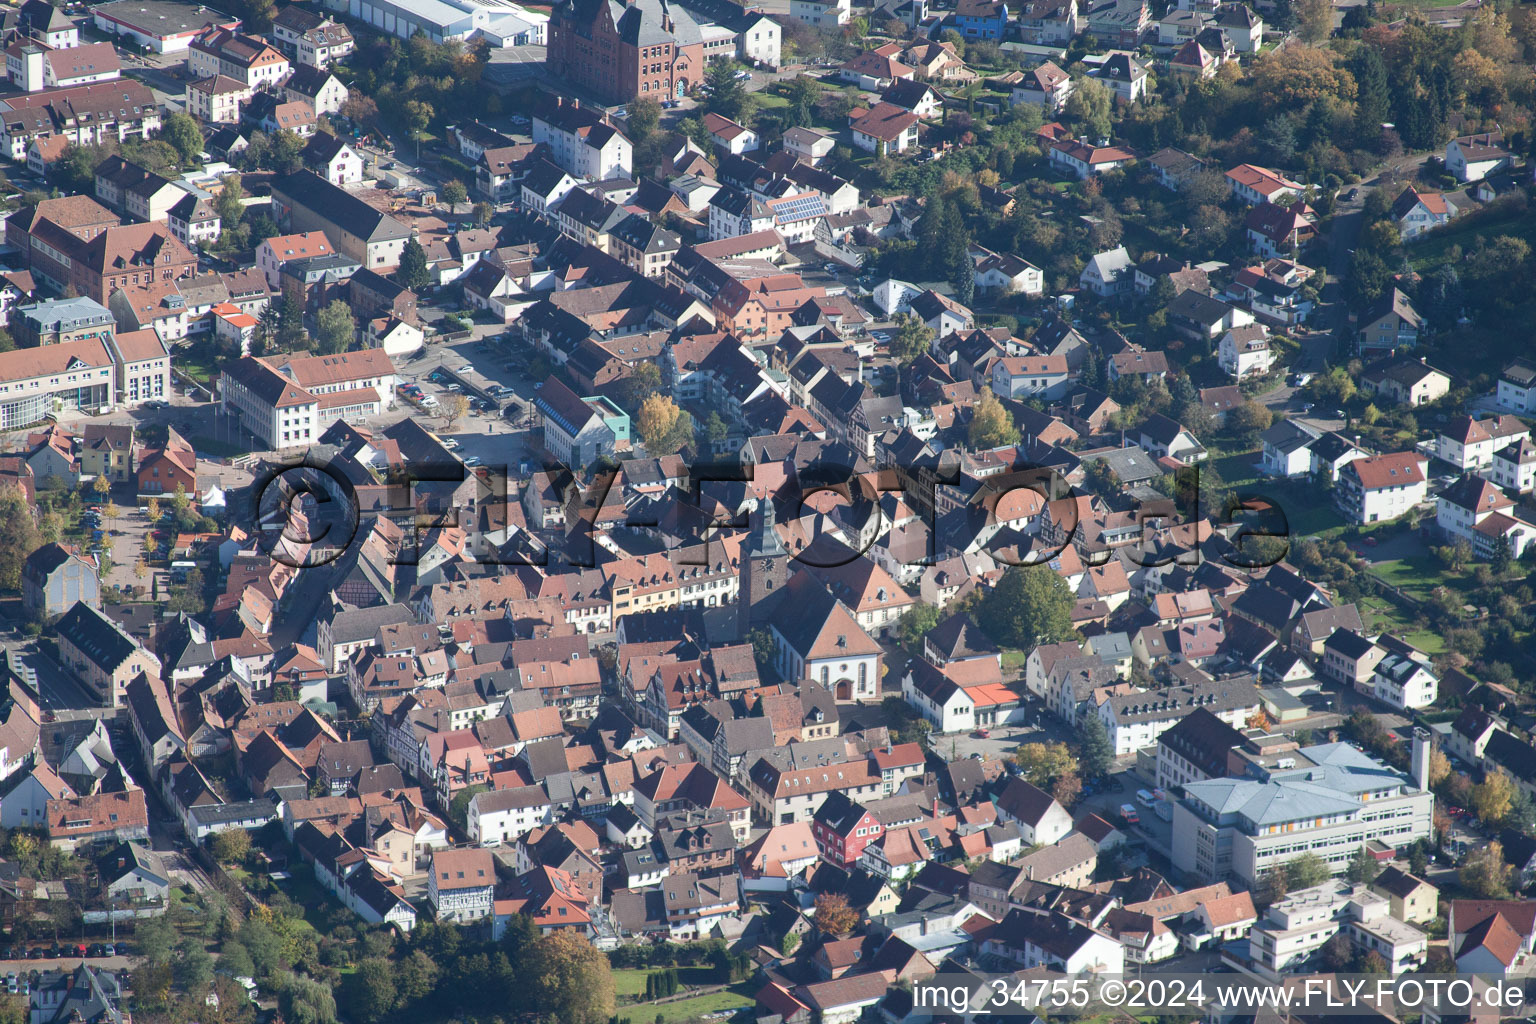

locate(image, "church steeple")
(738, 497), (787, 638)
(746, 494), (787, 560)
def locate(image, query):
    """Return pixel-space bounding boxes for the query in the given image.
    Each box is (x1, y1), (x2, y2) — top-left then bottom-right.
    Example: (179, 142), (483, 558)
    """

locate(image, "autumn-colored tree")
(443, 394), (471, 427)
(969, 387), (1018, 449)
(522, 930), (616, 1024)
(146, 498), (161, 522)
(1472, 769), (1515, 826)
(1461, 841), (1517, 898)
(1011, 742), (1078, 789)
(1249, 47), (1357, 112)
(1429, 749), (1451, 789)
(1247, 709), (1276, 731)
(210, 828), (251, 865)
(636, 393), (693, 455)
(0, 487), (41, 591)
(814, 893), (860, 935)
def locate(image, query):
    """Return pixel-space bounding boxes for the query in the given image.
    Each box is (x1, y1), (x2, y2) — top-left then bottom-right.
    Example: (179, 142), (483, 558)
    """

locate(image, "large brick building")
(10, 196), (196, 304)
(547, 0), (779, 104)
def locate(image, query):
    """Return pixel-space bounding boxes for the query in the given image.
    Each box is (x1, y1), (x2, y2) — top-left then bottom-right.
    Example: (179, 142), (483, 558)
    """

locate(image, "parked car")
(1119, 803), (1140, 825)
(463, 455), (483, 467)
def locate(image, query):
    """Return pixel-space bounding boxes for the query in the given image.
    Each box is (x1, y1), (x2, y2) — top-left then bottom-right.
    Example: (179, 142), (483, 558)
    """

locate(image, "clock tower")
(737, 496), (788, 639)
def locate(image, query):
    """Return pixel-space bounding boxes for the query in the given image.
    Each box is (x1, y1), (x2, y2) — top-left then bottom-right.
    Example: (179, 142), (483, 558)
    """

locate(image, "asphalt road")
(0, 636), (98, 711)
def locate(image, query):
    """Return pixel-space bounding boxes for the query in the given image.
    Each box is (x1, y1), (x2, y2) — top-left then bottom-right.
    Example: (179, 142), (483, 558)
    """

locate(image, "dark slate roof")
(271, 170), (409, 243)
(55, 602), (140, 674)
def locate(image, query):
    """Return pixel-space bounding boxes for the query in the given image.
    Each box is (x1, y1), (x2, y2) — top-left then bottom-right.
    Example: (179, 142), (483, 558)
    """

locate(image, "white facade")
(532, 113), (632, 182)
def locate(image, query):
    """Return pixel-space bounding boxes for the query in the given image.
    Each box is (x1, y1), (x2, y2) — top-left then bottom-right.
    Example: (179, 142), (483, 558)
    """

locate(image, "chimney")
(1411, 728), (1431, 792)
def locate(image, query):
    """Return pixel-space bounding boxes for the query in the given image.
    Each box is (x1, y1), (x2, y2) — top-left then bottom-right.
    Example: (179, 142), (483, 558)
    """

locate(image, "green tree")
(889, 313), (934, 365)
(158, 113), (204, 167)
(137, 914), (177, 965)
(1490, 533), (1514, 577)
(472, 201), (494, 227)
(175, 946), (215, 992)
(216, 173), (246, 229)
(396, 238), (431, 291)
(1077, 717), (1114, 780)
(345, 959), (398, 1024)
(441, 180), (468, 213)
(977, 566), (1076, 648)
(968, 387), (1018, 449)
(627, 97), (661, 141)
(314, 300), (356, 355)
(703, 411), (730, 444)
(705, 59), (753, 124)
(1345, 846), (1380, 884)
(0, 328), (14, 353)
(897, 602), (942, 653)
(1283, 852), (1331, 891)
(1064, 77), (1113, 140)
(448, 784), (489, 831)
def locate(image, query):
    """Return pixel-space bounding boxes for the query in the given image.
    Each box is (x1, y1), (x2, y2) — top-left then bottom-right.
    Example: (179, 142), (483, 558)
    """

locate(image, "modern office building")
(1171, 734), (1434, 886)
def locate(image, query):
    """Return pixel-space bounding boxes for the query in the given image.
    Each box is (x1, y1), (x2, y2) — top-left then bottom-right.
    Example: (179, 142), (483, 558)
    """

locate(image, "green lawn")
(613, 968), (723, 1000)
(648, 987), (756, 1024)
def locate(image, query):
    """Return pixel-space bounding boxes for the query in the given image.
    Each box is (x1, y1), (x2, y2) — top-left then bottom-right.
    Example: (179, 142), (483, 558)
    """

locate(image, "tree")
(1320, 933), (1353, 971)
(636, 393), (693, 456)
(897, 602), (942, 653)
(176, 947), (215, 992)
(1460, 841), (1516, 898)
(617, 361), (663, 412)
(814, 893), (860, 935)
(158, 113), (204, 167)
(1283, 852), (1331, 891)
(1064, 77), (1112, 140)
(1250, 47), (1356, 111)
(1077, 717), (1114, 781)
(0, 487), (41, 591)
(1472, 769), (1515, 826)
(441, 180), (468, 213)
(443, 394), (470, 427)
(1490, 534), (1514, 577)
(211, 828), (251, 865)
(448, 784), (489, 831)
(137, 914), (177, 965)
(1345, 846), (1380, 884)
(216, 173), (246, 229)
(1227, 400), (1274, 440)
(705, 59), (753, 123)
(703, 411), (730, 444)
(627, 97), (661, 141)
(314, 300), (355, 355)
(345, 959), (398, 1024)
(1011, 741), (1078, 789)
(522, 931), (615, 1024)
(969, 387), (1018, 449)
(889, 313), (934, 365)
(396, 238), (431, 291)
(1294, 0), (1331, 42)
(403, 99), (434, 135)
(472, 202), (494, 227)
(977, 566), (1077, 649)
(342, 91), (379, 127)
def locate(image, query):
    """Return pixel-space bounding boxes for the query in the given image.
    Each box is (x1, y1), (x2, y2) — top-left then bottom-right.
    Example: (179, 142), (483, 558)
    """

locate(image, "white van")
(1136, 788), (1155, 807)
